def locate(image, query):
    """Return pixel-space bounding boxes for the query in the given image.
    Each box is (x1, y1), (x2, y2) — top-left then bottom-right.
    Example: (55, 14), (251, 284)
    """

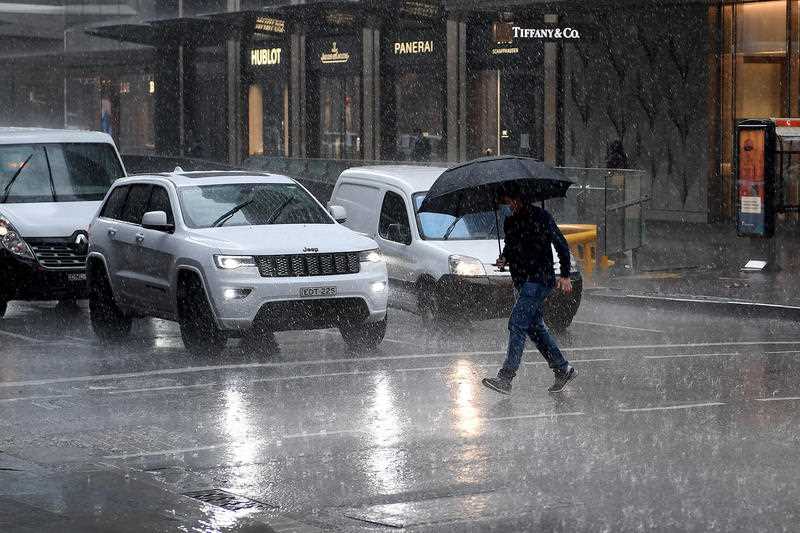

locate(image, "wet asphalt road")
(1, 299), (800, 531)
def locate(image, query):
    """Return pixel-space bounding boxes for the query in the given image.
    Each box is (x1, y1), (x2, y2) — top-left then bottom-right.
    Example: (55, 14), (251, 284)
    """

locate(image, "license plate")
(299, 286), (336, 298)
(67, 273), (87, 282)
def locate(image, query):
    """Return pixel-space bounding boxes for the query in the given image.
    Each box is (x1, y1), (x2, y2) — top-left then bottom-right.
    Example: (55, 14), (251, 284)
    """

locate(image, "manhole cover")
(182, 489), (276, 511)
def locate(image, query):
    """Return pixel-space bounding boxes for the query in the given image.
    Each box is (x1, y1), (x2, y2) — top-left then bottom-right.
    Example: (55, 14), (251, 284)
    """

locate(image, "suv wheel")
(339, 317), (387, 351)
(89, 268), (132, 342)
(178, 274), (227, 357)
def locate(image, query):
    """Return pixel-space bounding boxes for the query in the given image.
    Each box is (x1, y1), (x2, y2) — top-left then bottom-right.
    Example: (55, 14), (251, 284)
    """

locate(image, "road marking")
(0, 329), (47, 344)
(107, 383), (216, 395)
(382, 338), (419, 347)
(764, 350), (800, 355)
(644, 352), (740, 360)
(755, 396), (800, 402)
(572, 320), (664, 334)
(619, 402), (725, 413)
(484, 411), (585, 422)
(0, 394), (73, 403)
(102, 429), (364, 460)
(2, 340), (800, 389)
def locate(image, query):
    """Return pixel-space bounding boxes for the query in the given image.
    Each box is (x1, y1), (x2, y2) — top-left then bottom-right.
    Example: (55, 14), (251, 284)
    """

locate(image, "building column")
(225, 0), (242, 166)
(289, 30), (306, 158)
(362, 26), (381, 161)
(446, 18), (466, 162)
(154, 46), (182, 157)
(544, 14), (560, 165)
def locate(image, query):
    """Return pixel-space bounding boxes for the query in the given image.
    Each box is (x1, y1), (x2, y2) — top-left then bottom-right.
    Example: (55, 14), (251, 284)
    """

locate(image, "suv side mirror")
(142, 211), (174, 233)
(328, 205), (347, 223)
(387, 223), (411, 245)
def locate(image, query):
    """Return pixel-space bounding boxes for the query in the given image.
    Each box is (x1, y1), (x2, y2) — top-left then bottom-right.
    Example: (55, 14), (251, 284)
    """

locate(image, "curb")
(583, 288), (800, 320)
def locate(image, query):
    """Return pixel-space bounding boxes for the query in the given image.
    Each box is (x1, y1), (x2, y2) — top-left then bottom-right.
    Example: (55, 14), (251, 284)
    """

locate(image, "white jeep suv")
(87, 170), (388, 356)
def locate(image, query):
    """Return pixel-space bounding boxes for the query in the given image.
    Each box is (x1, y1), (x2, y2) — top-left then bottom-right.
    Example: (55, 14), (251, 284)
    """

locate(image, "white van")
(0, 128), (126, 317)
(329, 165), (583, 330)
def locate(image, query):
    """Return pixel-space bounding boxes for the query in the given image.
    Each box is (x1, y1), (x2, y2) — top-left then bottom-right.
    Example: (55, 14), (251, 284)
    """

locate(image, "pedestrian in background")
(482, 189), (576, 395)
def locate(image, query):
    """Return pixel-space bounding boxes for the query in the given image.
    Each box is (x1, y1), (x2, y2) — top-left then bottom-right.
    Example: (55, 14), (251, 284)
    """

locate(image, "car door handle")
(135, 233), (145, 244)
(107, 228), (117, 238)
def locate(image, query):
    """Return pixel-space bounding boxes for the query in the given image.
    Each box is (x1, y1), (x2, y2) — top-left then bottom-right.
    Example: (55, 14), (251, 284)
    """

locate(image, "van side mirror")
(328, 205), (347, 223)
(387, 223), (411, 245)
(142, 211), (174, 233)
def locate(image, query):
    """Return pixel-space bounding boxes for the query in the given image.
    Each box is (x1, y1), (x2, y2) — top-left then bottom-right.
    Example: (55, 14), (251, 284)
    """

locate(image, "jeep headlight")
(359, 249), (383, 263)
(449, 255), (486, 277)
(214, 255), (256, 269)
(0, 217), (34, 260)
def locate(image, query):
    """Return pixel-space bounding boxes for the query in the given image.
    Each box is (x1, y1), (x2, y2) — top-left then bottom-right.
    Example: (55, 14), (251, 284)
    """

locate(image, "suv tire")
(340, 317), (387, 351)
(0, 299), (7, 319)
(89, 268), (132, 342)
(178, 274), (227, 358)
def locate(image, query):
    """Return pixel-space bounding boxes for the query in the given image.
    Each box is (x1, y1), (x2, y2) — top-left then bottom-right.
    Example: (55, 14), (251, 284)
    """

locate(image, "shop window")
(735, 1), (787, 119)
(384, 71), (445, 162)
(467, 69), (543, 160)
(247, 82), (288, 157)
(317, 75), (362, 160)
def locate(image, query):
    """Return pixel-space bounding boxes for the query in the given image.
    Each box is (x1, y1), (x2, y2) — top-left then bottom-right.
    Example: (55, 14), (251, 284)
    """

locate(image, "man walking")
(482, 191), (577, 394)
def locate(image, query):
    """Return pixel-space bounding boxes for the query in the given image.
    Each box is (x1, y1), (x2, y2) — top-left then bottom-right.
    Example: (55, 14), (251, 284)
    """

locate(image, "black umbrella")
(418, 155), (574, 257)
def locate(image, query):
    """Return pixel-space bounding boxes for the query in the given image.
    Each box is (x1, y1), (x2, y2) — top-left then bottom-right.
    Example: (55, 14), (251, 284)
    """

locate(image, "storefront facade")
(3, 1), (800, 223)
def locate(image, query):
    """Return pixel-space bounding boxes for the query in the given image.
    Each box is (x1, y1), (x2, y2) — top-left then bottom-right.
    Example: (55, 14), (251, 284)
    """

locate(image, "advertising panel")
(736, 120), (775, 238)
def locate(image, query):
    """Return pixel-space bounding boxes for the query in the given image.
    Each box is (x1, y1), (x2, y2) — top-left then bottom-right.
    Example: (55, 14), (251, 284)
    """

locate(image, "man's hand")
(495, 256), (507, 270)
(556, 277), (573, 294)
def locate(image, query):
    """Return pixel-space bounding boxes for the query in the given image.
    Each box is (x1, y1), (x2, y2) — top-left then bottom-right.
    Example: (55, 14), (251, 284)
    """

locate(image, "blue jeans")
(500, 282), (569, 379)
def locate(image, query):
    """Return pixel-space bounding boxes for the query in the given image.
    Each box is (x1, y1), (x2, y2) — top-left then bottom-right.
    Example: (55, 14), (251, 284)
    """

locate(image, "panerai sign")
(320, 42), (350, 64)
(394, 40), (434, 55)
(251, 48), (282, 66)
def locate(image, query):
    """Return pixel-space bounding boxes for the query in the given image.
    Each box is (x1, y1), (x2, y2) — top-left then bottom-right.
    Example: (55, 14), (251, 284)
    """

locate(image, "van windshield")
(413, 192), (511, 240)
(178, 183), (333, 228)
(0, 143), (124, 203)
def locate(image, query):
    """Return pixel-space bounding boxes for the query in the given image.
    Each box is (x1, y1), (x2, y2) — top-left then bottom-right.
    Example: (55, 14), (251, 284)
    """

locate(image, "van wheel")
(178, 275), (227, 357)
(89, 270), (132, 342)
(340, 317), (387, 351)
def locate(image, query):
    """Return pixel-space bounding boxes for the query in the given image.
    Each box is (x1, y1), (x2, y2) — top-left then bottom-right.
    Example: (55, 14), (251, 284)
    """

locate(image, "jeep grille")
(256, 252), (360, 278)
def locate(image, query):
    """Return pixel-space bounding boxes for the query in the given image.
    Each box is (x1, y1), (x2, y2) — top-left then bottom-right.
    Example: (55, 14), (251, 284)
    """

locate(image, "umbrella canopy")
(418, 155), (573, 217)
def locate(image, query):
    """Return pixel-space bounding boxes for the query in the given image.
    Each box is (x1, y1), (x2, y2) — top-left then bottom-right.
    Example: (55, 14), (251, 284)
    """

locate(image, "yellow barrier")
(556, 224), (611, 281)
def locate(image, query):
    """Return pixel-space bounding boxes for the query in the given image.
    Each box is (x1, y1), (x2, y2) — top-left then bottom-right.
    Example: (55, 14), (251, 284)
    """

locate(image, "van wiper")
(442, 215), (464, 240)
(212, 199), (254, 227)
(1, 153), (33, 203)
(265, 194), (297, 224)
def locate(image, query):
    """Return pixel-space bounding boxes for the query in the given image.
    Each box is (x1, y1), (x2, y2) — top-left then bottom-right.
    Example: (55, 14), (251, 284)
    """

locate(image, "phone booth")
(735, 119), (776, 238)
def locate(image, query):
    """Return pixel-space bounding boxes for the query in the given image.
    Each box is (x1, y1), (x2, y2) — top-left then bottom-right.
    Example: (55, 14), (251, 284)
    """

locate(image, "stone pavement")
(585, 220), (800, 316)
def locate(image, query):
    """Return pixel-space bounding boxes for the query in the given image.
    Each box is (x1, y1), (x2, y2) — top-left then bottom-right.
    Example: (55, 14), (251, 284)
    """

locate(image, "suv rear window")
(0, 142), (124, 204)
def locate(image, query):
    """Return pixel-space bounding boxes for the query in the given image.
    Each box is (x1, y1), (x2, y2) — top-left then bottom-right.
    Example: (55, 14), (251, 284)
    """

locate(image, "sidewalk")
(585, 221), (800, 317)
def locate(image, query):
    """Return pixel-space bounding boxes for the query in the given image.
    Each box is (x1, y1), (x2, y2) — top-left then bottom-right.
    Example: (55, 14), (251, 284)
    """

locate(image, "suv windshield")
(0, 143), (123, 203)
(179, 182), (333, 228)
(413, 192), (511, 240)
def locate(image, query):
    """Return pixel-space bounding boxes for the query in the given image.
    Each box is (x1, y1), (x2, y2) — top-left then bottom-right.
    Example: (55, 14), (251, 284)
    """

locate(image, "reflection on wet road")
(1, 299), (800, 531)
